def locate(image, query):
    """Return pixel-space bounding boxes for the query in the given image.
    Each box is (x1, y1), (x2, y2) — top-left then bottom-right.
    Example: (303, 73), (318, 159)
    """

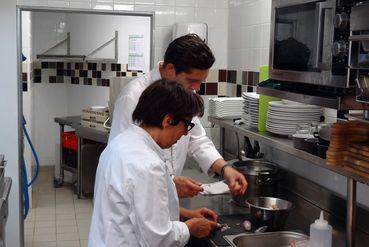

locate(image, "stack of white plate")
(241, 92), (259, 128)
(266, 100), (322, 136)
(208, 97), (243, 119)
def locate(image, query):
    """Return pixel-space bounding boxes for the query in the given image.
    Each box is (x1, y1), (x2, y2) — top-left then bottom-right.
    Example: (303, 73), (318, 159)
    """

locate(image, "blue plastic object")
(22, 116), (40, 219)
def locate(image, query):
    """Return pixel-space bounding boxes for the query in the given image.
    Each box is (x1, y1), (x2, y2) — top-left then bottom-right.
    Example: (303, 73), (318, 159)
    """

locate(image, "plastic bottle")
(309, 211), (332, 247)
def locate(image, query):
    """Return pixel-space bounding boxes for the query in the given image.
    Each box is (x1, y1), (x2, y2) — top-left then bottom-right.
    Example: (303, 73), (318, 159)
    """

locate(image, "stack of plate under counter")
(241, 92), (259, 129)
(266, 100), (322, 136)
(208, 97), (243, 119)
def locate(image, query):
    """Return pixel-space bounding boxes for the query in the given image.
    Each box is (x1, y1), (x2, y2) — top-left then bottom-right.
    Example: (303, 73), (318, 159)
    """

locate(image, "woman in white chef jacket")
(88, 80), (219, 247)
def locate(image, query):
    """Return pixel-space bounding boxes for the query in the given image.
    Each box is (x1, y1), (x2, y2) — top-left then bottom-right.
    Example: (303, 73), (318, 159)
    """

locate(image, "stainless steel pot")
(246, 197), (294, 231)
(230, 160), (278, 207)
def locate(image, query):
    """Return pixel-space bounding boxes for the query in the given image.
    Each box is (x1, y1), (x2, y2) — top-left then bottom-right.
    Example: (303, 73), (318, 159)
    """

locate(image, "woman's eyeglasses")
(181, 119), (195, 132)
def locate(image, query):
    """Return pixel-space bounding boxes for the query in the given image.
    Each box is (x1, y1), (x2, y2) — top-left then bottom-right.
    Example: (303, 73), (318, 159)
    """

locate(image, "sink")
(224, 231), (309, 247)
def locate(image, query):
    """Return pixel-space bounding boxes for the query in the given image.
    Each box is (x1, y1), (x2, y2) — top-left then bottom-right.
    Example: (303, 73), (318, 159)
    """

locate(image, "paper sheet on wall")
(128, 35), (144, 71)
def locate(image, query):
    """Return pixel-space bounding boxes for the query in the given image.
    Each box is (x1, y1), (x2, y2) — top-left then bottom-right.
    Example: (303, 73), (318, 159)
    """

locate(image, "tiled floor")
(25, 168), (93, 247)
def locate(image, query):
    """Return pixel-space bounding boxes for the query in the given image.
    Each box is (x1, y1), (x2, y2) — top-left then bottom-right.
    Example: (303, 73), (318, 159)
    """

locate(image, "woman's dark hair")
(132, 80), (204, 128)
(163, 34), (215, 74)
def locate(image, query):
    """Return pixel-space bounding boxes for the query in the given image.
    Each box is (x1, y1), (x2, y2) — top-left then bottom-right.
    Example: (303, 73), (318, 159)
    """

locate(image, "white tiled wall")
(228, 0), (271, 71)
(19, 0), (229, 168)
(17, 0), (229, 69)
(31, 12), (152, 72)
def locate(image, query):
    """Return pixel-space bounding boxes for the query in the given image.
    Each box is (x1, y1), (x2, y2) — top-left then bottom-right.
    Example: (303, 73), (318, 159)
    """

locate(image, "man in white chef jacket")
(89, 81), (219, 247)
(109, 34), (247, 198)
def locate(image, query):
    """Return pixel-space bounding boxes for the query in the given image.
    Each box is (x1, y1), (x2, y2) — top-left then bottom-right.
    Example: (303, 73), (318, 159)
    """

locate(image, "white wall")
(30, 10), (150, 167)
(69, 14), (151, 71)
(228, 0), (271, 71)
(0, 1), (23, 247)
(21, 0), (229, 169)
(31, 12), (68, 61)
(18, 0), (229, 69)
(31, 83), (110, 167)
(32, 12), (152, 72)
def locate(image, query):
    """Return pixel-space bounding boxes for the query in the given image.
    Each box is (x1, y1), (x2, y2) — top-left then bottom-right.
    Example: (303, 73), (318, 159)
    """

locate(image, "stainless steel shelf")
(208, 116), (369, 185)
(257, 87), (341, 109)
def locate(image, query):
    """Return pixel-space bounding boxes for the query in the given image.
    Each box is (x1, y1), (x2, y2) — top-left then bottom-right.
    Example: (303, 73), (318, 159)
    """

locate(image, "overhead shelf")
(37, 31), (118, 62)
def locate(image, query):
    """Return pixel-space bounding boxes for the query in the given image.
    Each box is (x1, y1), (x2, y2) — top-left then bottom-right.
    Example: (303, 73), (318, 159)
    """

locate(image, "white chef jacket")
(109, 64), (222, 175)
(88, 124), (190, 247)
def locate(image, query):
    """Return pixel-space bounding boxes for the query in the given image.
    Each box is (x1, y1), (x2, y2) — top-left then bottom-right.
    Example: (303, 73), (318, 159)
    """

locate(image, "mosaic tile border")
(204, 69), (259, 96)
(30, 61), (259, 97)
(31, 61), (144, 87)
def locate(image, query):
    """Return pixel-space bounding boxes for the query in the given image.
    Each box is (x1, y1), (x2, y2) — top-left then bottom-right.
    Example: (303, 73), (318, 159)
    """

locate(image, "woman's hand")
(185, 218), (218, 238)
(187, 207), (218, 222)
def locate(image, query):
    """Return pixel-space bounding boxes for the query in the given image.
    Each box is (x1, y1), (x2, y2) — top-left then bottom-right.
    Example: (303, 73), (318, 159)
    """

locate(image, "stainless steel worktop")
(182, 167), (369, 247)
(54, 116), (109, 143)
(208, 116), (369, 247)
(208, 116), (369, 185)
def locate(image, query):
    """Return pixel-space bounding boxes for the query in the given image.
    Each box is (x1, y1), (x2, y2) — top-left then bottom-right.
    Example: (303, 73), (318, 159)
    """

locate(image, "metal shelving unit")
(208, 116), (367, 247)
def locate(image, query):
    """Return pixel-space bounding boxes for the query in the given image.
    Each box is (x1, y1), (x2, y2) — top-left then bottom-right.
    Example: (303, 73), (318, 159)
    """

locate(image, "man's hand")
(210, 159), (248, 196)
(173, 176), (203, 198)
(223, 166), (247, 196)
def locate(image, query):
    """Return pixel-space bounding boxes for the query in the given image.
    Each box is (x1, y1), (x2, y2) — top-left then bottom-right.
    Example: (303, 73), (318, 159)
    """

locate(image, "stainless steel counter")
(54, 116), (108, 198)
(209, 116), (369, 185)
(208, 116), (368, 247)
(54, 116), (109, 143)
(182, 167), (369, 247)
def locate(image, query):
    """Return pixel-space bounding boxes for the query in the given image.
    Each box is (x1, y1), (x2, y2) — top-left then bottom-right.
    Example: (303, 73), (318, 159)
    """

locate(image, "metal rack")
(208, 116), (367, 247)
(37, 31), (118, 62)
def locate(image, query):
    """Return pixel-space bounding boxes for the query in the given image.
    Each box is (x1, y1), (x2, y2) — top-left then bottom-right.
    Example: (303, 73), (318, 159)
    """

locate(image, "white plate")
(268, 109), (321, 115)
(267, 116), (321, 122)
(269, 101), (321, 109)
(266, 121), (298, 128)
(245, 109), (259, 113)
(266, 125), (295, 131)
(267, 112), (321, 119)
(266, 126), (296, 132)
(243, 101), (259, 106)
(90, 106), (108, 112)
(269, 107), (322, 115)
(266, 128), (293, 136)
(242, 92), (260, 99)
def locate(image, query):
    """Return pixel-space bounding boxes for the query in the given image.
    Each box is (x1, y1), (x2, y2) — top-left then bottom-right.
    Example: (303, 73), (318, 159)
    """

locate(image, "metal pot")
(246, 197), (294, 231)
(230, 160), (278, 207)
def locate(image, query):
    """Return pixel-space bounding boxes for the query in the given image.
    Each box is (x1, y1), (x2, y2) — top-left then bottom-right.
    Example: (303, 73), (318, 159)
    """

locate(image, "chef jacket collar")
(131, 124), (166, 160)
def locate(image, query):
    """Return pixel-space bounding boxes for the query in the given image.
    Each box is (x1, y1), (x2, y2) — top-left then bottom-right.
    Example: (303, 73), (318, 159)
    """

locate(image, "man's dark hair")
(132, 80), (204, 128)
(163, 34), (215, 74)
